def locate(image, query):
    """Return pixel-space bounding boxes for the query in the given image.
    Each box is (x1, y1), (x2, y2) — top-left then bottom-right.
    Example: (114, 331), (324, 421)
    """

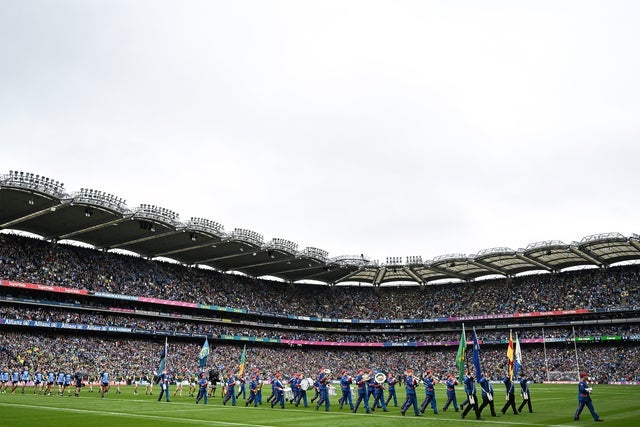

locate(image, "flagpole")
(542, 327), (549, 382)
(572, 326), (580, 381)
(165, 337), (169, 373)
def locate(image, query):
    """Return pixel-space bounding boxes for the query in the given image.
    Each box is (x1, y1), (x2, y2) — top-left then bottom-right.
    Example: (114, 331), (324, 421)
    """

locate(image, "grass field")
(0, 383), (638, 426)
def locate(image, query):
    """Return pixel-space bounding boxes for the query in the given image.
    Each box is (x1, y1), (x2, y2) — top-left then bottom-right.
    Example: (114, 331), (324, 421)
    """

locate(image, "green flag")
(238, 345), (247, 377)
(456, 325), (467, 383)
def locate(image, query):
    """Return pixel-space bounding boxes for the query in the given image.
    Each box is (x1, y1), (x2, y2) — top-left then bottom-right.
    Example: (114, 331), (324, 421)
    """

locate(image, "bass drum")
(301, 377), (314, 390)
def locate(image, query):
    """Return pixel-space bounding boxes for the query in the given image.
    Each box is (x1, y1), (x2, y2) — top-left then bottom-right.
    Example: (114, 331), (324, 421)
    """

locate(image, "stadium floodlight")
(385, 256), (403, 265)
(269, 238), (298, 253)
(232, 228), (264, 246)
(406, 255), (423, 265)
(4, 170), (66, 198)
(302, 247), (329, 262)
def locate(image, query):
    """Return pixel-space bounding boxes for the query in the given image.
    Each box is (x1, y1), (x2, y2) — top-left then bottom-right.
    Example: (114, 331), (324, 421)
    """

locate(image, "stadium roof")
(2, 170), (640, 286)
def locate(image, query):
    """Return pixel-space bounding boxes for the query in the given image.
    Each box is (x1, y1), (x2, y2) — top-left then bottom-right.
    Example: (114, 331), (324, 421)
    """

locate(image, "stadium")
(1, 170), (639, 426)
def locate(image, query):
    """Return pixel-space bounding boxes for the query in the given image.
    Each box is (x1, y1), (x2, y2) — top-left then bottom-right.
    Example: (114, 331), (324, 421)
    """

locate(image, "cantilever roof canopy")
(2, 171), (639, 286)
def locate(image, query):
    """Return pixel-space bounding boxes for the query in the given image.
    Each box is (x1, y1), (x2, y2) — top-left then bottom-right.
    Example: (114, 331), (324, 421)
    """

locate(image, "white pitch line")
(0, 402), (276, 427)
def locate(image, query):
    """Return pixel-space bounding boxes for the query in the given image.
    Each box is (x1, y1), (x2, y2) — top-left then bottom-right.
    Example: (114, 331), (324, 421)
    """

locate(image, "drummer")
(295, 372), (309, 407)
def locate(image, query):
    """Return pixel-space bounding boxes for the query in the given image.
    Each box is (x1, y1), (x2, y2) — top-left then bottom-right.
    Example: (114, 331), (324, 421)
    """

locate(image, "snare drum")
(328, 385), (337, 396)
(284, 386), (294, 400)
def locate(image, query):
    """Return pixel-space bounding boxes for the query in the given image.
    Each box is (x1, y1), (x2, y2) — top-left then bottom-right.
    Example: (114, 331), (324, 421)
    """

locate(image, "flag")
(513, 334), (523, 379)
(199, 338), (210, 368)
(472, 328), (482, 380)
(456, 325), (467, 383)
(157, 337), (168, 376)
(237, 345), (247, 377)
(507, 330), (515, 380)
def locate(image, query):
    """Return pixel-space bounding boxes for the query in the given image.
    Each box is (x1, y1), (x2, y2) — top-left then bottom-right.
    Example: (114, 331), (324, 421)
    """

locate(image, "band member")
(517, 374), (533, 413)
(420, 370), (438, 414)
(208, 369), (219, 397)
(246, 374), (259, 407)
(100, 369), (110, 399)
(401, 369), (421, 416)
(477, 374), (497, 417)
(372, 372), (389, 412)
(234, 375), (245, 400)
(223, 371), (236, 406)
(294, 372), (308, 407)
(385, 372), (398, 407)
(288, 373), (298, 404)
(353, 369), (370, 414)
(266, 373), (276, 404)
(195, 372), (208, 404)
(501, 374), (518, 415)
(338, 369), (354, 410)
(574, 372), (603, 422)
(366, 369), (377, 408)
(309, 376), (320, 403)
(254, 370), (263, 406)
(157, 369), (171, 402)
(271, 373), (285, 409)
(461, 371), (481, 420)
(315, 368), (330, 411)
(442, 373), (459, 412)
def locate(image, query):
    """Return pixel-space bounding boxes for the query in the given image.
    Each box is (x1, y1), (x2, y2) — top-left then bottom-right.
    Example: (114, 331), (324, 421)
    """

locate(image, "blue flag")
(199, 338), (210, 368)
(513, 334), (522, 379)
(157, 337), (168, 376)
(472, 328), (482, 380)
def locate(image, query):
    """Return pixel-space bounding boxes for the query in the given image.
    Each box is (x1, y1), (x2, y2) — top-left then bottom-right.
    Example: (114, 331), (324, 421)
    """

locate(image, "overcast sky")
(2, 1), (639, 264)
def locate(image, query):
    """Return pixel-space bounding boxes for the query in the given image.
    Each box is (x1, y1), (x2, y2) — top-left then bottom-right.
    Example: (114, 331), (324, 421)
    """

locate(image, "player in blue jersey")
(100, 369), (110, 399)
(10, 370), (20, 394)
(33, 370), (43, 394)
(64, 373), (72, 396)
(20, 367), (29, 394)
(45, 371), (55, 395)
(56, 371), (65, 395)
(1, 370), (9, 393)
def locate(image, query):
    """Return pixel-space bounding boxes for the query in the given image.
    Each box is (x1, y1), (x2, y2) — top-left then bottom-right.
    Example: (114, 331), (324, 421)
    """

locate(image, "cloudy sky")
(2, 1), (638, 263)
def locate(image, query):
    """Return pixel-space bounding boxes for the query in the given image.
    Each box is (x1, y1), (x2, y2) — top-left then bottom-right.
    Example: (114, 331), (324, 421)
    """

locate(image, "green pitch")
(0, 384), (638, 426)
